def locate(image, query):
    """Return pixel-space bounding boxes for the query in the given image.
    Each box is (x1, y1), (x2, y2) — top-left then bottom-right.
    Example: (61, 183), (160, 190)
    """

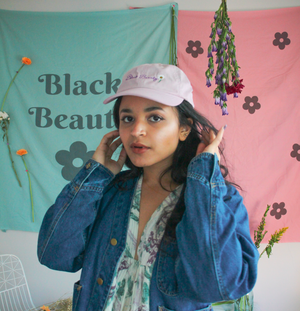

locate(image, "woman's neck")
(142, 167), (180, 192)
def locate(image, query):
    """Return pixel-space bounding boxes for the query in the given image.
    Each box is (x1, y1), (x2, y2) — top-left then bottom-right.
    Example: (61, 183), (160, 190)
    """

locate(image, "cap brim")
(103, 88), (184, 107)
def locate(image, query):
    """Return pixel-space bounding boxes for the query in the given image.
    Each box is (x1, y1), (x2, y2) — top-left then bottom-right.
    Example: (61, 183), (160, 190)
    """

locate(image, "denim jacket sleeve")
(37, 159), (115, 272)
(175, 152), (259, 302)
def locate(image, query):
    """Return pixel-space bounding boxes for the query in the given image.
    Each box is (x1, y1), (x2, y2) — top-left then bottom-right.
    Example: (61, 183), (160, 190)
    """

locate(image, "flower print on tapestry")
(242, 96), (261, 114)
(186, 40), (204, 58)
(270, 202), (287, 220)
(273, 32), (291, 50)
(55, 141), (94, 181)
(290, 144), (300, 161)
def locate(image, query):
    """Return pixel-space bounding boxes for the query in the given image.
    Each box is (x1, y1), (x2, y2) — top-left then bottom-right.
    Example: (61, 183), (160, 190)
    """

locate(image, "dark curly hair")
(111, 96), (238, 240)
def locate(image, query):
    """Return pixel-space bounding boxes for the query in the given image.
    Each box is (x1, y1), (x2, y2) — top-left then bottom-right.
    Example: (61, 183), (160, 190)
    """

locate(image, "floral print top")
(104, 174), (183, 311)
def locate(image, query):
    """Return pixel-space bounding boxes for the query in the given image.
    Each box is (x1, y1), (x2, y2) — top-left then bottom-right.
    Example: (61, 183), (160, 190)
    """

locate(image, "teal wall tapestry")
(0, 3), (178, 232)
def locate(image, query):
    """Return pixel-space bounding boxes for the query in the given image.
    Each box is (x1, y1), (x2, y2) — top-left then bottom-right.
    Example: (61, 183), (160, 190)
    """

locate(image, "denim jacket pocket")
(157, 238), (179, 296)
(72, 280), (82, 310)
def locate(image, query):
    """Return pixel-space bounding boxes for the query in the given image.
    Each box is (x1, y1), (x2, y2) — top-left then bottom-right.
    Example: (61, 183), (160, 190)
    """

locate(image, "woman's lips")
(130, 143), (150, 154)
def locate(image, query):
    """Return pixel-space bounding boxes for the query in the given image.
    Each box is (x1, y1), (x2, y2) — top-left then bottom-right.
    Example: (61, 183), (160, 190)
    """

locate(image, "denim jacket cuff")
(187, 152), (224, 184)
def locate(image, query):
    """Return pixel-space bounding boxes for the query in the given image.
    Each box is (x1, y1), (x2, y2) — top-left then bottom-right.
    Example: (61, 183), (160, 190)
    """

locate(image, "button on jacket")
(38, 153), (259, 311)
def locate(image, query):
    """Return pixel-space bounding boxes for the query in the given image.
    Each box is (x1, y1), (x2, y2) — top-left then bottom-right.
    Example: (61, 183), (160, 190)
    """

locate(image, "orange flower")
(22, 57), (32, 65)
(16, 149), (28, 156)
(40, 306), (50, 311)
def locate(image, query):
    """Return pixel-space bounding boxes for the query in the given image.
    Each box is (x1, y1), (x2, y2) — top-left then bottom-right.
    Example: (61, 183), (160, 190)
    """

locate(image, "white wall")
(1, 0), (300, 310)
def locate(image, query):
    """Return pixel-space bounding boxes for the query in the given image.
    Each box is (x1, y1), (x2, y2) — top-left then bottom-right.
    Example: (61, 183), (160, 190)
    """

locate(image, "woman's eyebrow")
(119, 106), (164, 114)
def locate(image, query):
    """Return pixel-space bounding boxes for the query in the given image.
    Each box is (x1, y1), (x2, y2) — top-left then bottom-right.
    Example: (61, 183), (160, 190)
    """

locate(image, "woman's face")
(119, 96), (187, 171)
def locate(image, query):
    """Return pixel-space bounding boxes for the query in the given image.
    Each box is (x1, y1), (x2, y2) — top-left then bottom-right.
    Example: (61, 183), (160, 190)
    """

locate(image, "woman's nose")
(130, 120), (146, 136)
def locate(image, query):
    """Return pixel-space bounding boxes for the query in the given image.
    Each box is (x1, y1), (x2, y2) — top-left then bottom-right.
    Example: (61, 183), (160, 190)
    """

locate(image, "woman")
(38, 63), (259, 311)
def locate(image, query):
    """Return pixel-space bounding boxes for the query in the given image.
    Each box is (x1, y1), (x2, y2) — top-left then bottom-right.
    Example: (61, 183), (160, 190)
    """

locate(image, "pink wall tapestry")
(177, 6), (300, 242)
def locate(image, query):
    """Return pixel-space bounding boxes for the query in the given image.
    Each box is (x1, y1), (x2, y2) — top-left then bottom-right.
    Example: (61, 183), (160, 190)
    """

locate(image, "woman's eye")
(149, 115), (164, 122)
(121, 116), (133, 123)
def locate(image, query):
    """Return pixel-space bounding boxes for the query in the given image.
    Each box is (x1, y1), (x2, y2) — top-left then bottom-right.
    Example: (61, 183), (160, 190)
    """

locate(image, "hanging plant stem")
(1, 64), (25, 112)
(21, 156), (34, 222)
(1, 117), (22, 187)
(17, 149), (34, 222)
(206, 0), (244, 115)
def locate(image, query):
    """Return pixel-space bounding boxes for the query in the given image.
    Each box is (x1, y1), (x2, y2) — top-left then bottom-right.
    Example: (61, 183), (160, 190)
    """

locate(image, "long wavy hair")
(112, 96), (237, 240)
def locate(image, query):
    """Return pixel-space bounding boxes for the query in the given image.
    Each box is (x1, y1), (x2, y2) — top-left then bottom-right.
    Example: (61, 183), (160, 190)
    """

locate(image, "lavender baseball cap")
(103, 63), (194, 107)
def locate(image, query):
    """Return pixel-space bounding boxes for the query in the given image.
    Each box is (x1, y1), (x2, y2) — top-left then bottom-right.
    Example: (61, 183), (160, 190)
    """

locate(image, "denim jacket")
(38, 152), (259, 311)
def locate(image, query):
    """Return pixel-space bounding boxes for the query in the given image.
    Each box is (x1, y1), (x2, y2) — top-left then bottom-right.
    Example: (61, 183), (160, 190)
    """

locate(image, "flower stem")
(21, 156), (34, 222)
(5, 130), (22, 187)
(1, 64), (25, 112)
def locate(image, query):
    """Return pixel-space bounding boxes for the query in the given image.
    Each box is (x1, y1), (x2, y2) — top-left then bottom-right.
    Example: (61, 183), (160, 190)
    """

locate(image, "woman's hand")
(196, 126), (226, 161)
(92, 130), (127, 175)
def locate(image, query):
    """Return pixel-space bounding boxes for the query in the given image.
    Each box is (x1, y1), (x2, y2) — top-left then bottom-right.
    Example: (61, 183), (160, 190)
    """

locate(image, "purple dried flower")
(222, 41), (227, 48)
(228, 26), (232, 33)
(214, 13), (218, 20)
(217, 28), (222, 36)
(209, 31), (214, 38)
(208, 51), (213, 58)
(215, 96), (221, 105)
(222, 106), (229, 115)
(220, 99), (224, 107)
(215, 57), (219, 64)
(220, 55), (224, 62)
(212, 44), (217, 52)
(236, 70), (240, 78)
(225, 20), (230, 27)
(234, 92), (238, 98)
(222, 67), (227, 75)
(220, 48), (224, 54)
(215, 73), (222, 85)
(226, 33), (230, 41)
(220, 92), (227, 101)
(206, 78), (212, 87)
(210, 68), (214, 74)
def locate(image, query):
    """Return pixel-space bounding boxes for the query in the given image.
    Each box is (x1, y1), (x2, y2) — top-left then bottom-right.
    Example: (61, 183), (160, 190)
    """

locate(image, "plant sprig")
(254, 204), (288, 258)
(260, 227), (289, 258)
(254, 204), (270, 248)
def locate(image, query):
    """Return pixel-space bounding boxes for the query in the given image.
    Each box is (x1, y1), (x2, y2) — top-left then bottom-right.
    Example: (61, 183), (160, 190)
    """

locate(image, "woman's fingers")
(106, 137), (122, 159)
(93, 130), (123, 168)
(208, 126), (224, 149)
(201, 129), (209, 141)
(196, 142), (206, 155)
(117, 146), (127, 167)
(197, 126), (226, 160)
(101, 130), (120, 149)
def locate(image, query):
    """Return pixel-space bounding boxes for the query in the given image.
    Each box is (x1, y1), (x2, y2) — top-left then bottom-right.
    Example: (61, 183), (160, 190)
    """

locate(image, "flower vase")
(234, 291), (254, 311)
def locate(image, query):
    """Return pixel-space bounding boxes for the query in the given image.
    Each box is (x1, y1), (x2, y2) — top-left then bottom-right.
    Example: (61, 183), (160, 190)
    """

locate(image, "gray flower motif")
(186, 40), (204, 58)
(273, 32), (291, 50)
(290, 144), (300, 161)
(55, 141), (94, 181)
(270, 202), (287, 220)
(243, 96), (261, 114)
